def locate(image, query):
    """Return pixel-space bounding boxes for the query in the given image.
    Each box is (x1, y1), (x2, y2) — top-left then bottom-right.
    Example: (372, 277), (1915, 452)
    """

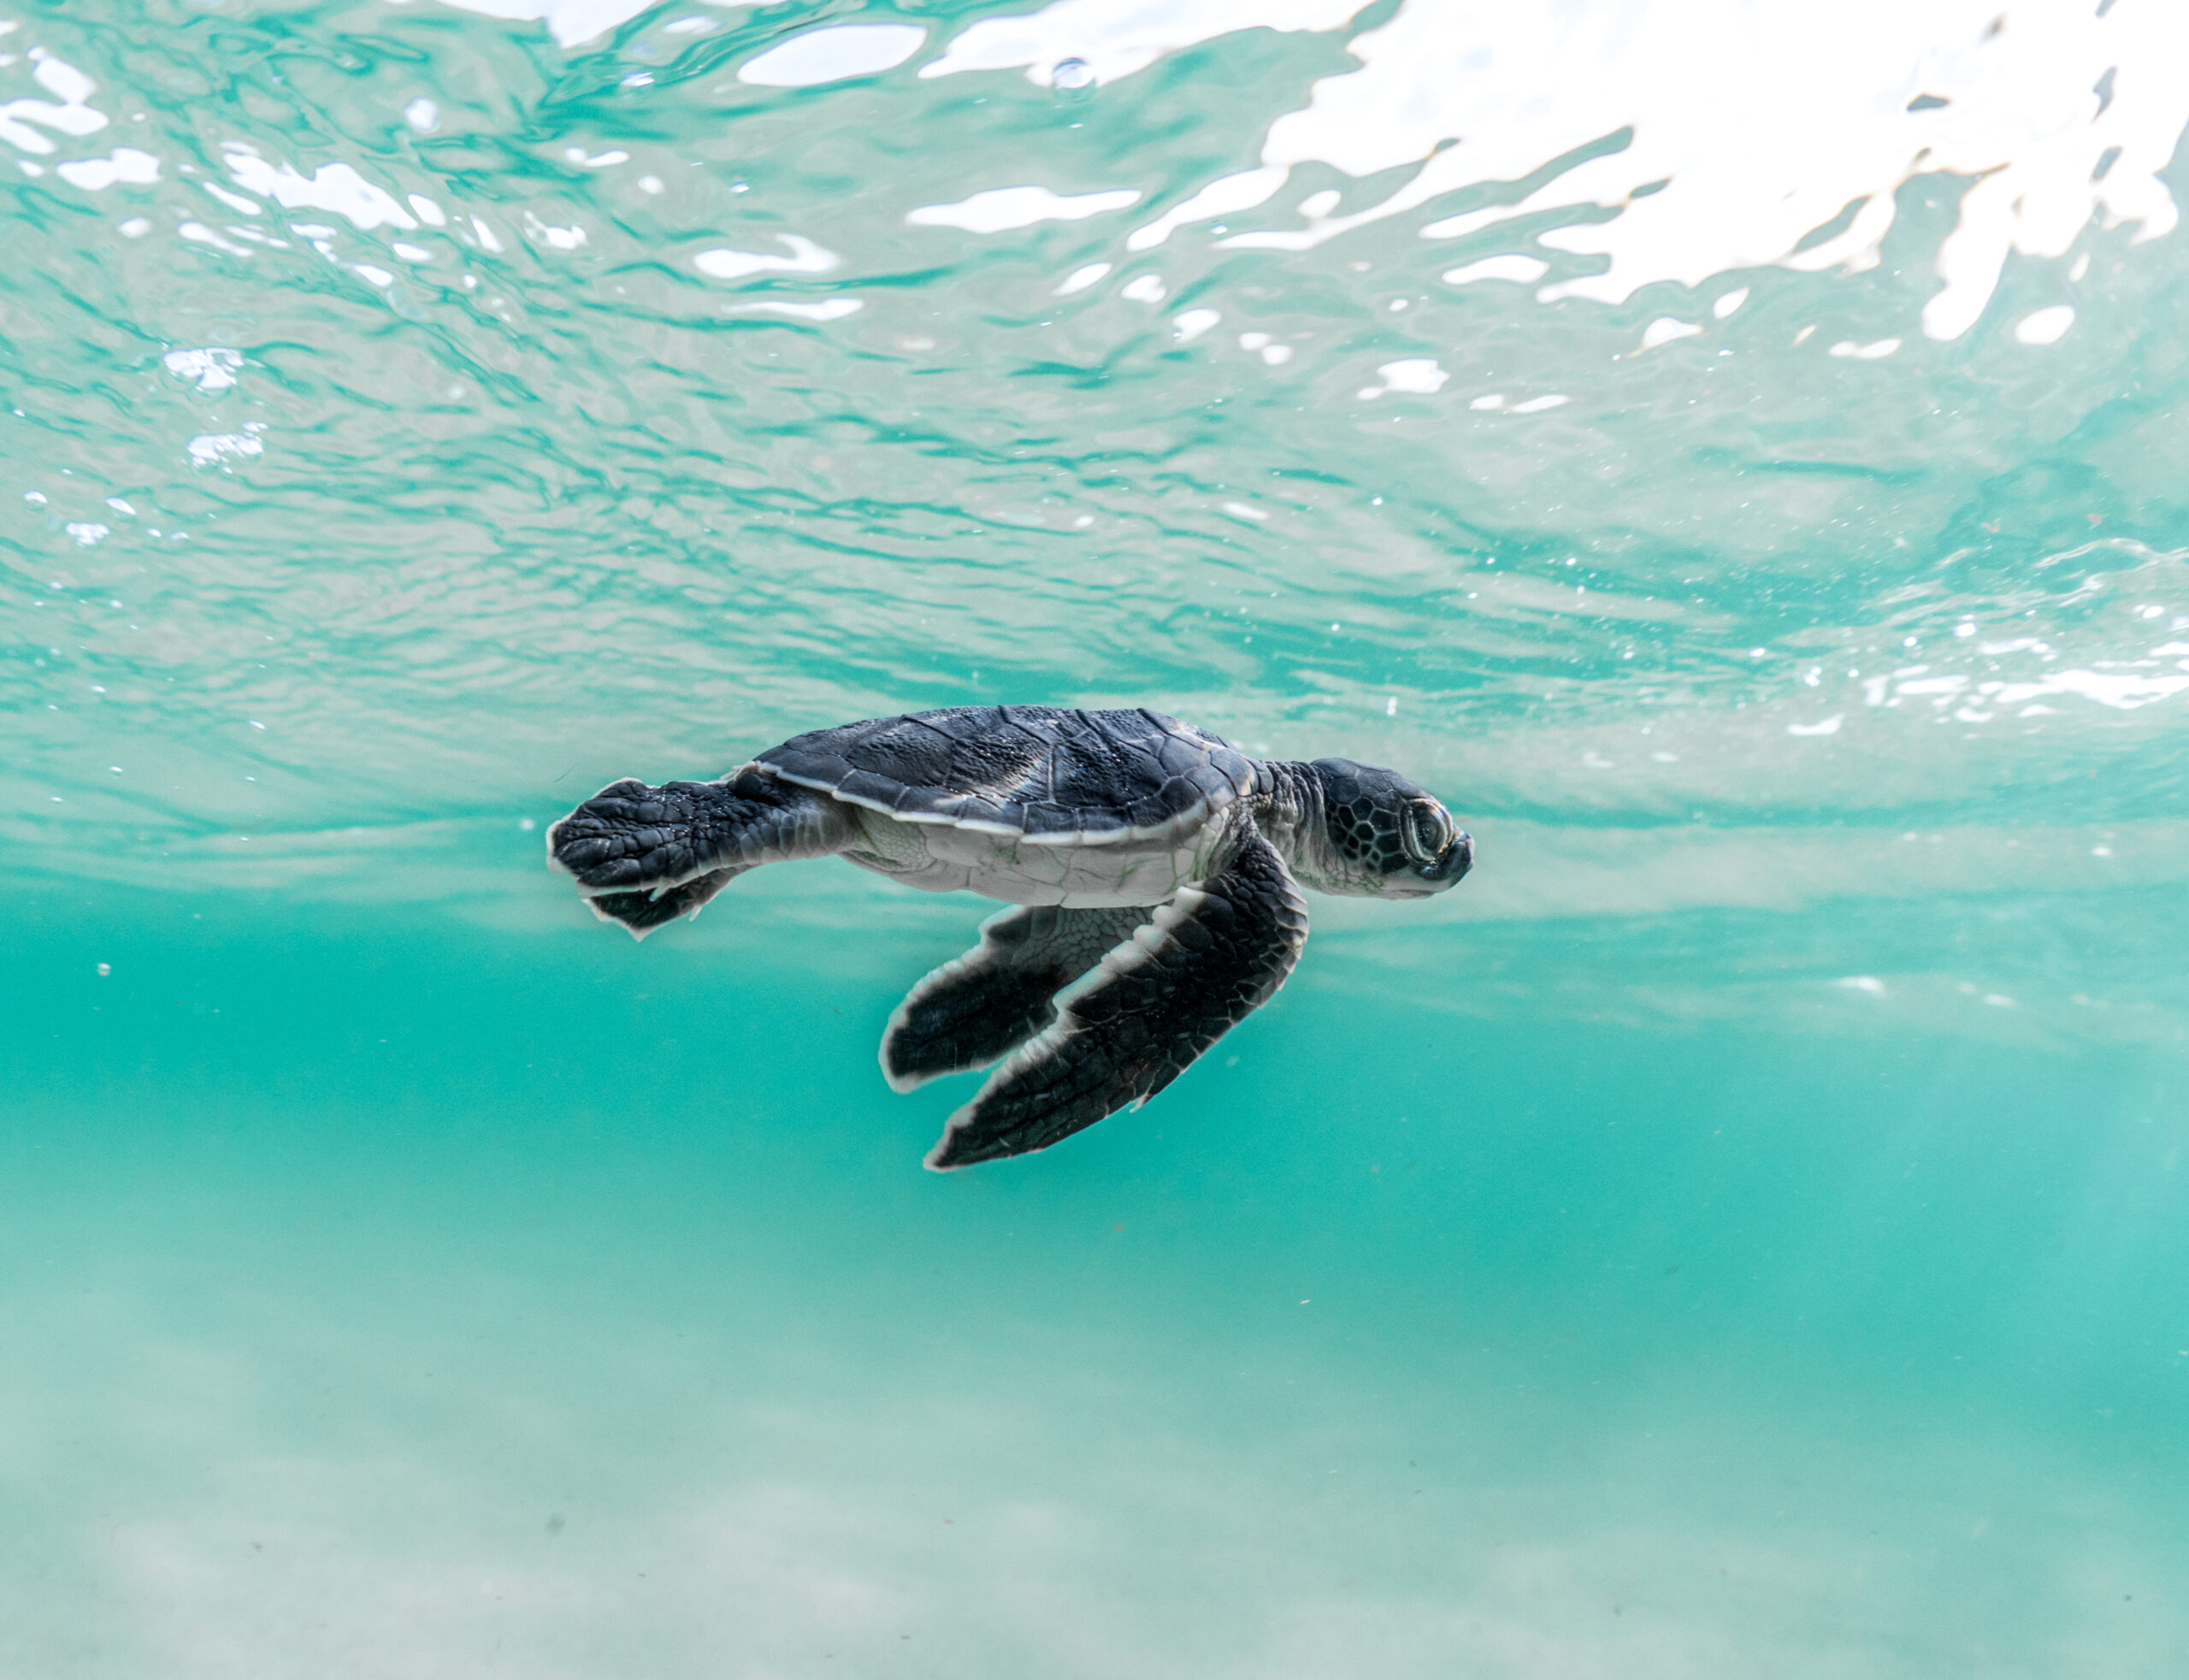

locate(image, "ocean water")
(6, 0), (2189, 1672)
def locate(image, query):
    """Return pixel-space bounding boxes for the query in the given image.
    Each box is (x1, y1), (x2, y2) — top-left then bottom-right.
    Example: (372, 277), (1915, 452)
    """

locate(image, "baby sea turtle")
(547, 705), (1472, 1170)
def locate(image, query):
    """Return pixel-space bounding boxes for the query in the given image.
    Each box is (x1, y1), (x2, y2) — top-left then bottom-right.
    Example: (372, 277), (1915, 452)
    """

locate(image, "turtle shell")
(755, 705), (1259, 846)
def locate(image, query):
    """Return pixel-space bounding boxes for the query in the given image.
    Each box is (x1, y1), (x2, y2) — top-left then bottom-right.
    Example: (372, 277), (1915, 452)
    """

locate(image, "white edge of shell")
(758, 763), (1241, 847)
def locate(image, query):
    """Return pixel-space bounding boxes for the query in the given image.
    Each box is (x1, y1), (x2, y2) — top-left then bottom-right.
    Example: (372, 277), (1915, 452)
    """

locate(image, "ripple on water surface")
(3, 0), (2188, 1038)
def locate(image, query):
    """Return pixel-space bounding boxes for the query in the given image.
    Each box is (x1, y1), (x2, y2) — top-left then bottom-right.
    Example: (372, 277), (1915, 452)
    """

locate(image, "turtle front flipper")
(546, 767), (856, 940)
(882, 905), (1148, 1091)
(924, 819), (1309, 1170)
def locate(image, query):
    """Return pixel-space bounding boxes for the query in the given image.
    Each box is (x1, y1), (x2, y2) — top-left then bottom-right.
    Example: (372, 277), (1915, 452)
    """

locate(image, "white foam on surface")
(1638, 317), (1702, 351)
(162, 349), (243, 392)
(2014, 304), (2075, 345)
(1012, 0), (2189, 339)
(1053, 262), (1112, 295)
(693, 235), (840, 280)
(923, 0), (1369, 87)
(55, 147), (158, 191)
(730, 298), (864, 321)
(1440, 255), (1548, 286)
(421, 0), (656, 49)
(740, 24), (927, 88)
(907, 186), (1141, 234)
(0, 50), (109, 155)
(186, 433), (265, 466)
(1356, 357), (1449, 399)
(222, 146), (416, 233)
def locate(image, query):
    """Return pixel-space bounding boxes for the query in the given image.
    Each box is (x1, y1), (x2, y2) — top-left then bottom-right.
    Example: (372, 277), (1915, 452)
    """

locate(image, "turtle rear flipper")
(547, 767), (855, 936)
(925, 818), (1308, 1170)
(882, 904), (1147, 1090)
(585, 870), (739, 940)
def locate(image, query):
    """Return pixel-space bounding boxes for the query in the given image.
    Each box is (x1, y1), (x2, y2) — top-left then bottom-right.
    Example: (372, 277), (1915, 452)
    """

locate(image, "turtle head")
(1303, 758), (1472, 897)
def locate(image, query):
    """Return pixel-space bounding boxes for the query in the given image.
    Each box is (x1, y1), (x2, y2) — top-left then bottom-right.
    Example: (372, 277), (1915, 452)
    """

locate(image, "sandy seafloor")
(7, 871), (2185, 1676)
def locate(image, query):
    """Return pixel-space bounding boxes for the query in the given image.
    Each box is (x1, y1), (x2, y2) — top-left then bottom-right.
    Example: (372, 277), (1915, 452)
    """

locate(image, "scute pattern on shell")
(756, 704), (1258, 845)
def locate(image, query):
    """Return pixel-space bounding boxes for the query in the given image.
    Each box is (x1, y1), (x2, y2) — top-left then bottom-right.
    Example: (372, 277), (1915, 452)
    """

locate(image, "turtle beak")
(1418, 830), (1472, 887)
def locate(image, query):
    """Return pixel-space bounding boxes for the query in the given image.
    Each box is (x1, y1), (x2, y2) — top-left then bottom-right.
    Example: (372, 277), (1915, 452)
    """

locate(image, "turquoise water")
(7, 0), (2189, 1671)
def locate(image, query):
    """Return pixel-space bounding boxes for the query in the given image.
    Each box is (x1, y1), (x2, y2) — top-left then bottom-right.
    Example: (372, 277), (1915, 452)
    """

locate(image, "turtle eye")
(1401, 799), (1451, 864)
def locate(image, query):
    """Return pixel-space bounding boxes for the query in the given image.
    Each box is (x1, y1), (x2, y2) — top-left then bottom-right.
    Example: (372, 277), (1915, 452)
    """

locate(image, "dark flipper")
(925, 818), (1309, 1170)
(546, 765), (855, 941)
(585, 871), (736, 936)
(882, 905), (1149, 1092)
